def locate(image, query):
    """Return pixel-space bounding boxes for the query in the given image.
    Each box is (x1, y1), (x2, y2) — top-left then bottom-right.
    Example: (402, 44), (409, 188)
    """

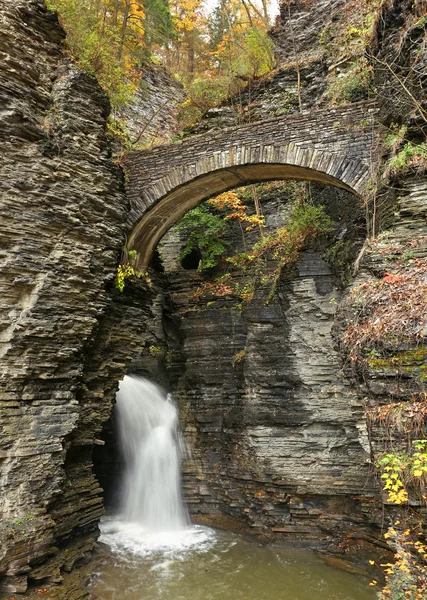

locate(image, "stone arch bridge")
(126, 101), (382, 267)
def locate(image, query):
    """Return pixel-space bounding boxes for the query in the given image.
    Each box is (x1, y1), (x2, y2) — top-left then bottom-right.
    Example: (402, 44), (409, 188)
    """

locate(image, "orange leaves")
(383, 272), (403, 284)
(194, 280), (234, 302)
(367, 398), (427, 427)
(171, 0), (203, 33)
(209, 190), (243, 212)
(209, 191), (265, 231)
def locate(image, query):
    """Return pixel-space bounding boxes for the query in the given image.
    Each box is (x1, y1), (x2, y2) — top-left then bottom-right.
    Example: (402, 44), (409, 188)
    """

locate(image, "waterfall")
(115, 375), (188, 532)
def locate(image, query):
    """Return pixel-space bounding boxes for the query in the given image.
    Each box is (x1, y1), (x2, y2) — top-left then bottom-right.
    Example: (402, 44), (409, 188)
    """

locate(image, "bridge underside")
(128, 163), (362, 268)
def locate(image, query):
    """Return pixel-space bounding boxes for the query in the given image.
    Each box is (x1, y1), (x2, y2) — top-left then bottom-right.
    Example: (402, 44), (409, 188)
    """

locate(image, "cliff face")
(0, 0), (182, 593)
(271, 0), (346, 65)
(0, 0), (426, 596)
(131, 0), (426, 561)
(193, 0), (377, 133)
(0, 0), (128, 594)
(155, 186), (384, 553)
(370, 0), (427, 124)
(156, 174), (427, 551)
(119, 65), (185, 147)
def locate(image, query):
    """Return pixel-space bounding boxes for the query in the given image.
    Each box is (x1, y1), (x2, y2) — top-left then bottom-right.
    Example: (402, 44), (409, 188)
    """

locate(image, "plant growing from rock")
(115, 249), (151, 291)
(209, 189), (265, 248)
(370, 525), (427, 599)
(376, 440), (427, 505)
(194, 195), (332, 303)
(384, 141), (427, 179)
(175, 204), (232, 271)
(342, 235), (427, 376)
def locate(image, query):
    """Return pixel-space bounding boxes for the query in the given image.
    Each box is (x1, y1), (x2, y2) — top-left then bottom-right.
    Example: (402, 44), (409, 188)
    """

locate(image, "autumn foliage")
(343, 235), (427, 366)
(46, 0), (147, 108)
(193, 186), (332, 303)
(372, 526), (427, 600)
(47, 0), (275, 126)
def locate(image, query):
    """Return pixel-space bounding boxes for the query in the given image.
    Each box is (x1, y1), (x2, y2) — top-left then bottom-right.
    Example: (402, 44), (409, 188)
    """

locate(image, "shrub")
(195, 199), (332, 303)
(384, 142), (427, 178)
(326, 62), (375, 104)
(175, 204), (231, 271)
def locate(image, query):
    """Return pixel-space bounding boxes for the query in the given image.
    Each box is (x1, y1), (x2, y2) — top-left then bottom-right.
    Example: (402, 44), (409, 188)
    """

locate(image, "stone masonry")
(126, 102), (383, 266)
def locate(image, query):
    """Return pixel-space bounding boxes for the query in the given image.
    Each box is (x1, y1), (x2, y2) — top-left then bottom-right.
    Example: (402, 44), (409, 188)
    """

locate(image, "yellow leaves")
(115, 264), (150, 292)
(171, 0), (203, 32)
(47, 0), (146, 109)
(377, 525), (427, 600)
(129, 0), (145, 39)
(209, 192), (265, 232)
(376, 443), (427, 505)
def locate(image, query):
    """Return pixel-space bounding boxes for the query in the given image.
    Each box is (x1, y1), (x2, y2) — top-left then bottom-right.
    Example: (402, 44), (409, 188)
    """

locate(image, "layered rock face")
(155, 186), (385, 551)
(152, 0), (427, 555)
(191, 60), (329, 133)
(119, 65), (185, 146)
(338, 177), (427, 454)
(193, 0), (364, 132)
(0, 0), (426, 596)
(271, 0), (345, 65)
(0, 1), (185, 594)
(158, 175), (427, 546)
(0, 0), (128, 593)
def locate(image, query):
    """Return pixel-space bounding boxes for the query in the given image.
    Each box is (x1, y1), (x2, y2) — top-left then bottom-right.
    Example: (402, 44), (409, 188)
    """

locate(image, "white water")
(100, 375), (214, 555)
(116, 375), (188, 530)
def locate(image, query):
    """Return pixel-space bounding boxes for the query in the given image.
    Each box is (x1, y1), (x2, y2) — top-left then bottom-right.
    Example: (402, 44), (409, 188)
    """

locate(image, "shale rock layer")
(0, 0), (126, 593)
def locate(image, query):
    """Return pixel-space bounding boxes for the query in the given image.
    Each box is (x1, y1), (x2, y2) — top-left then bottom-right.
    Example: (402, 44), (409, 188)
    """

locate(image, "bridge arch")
(125, 102), (381, 267)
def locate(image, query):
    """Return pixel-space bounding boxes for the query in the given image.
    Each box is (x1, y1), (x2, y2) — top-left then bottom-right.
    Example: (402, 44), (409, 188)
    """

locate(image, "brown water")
(90, 520), (376, 600)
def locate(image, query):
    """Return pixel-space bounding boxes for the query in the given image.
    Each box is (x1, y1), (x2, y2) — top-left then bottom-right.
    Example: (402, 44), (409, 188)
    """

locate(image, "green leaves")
(175, 204), (231, 271)
(46, 0), (141, 110)
(385, 141), (427, 177)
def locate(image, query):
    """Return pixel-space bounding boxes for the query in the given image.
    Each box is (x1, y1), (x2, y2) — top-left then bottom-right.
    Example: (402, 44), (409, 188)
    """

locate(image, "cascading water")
(115, 375), (188, 531)
(99, 375), (213, 554)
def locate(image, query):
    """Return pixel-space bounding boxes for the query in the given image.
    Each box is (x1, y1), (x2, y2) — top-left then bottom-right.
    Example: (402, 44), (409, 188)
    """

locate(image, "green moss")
(368, 347), (427, 379)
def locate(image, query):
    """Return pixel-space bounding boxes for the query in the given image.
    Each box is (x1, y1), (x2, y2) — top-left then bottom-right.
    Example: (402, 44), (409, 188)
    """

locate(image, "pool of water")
(90, 517), (376, 600)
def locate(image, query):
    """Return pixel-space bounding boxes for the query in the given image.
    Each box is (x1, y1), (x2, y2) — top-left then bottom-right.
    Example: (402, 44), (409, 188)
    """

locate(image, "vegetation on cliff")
(175, 181), (332, 304)
(46, 0), (274, 121)
(34, 1), (427, 598)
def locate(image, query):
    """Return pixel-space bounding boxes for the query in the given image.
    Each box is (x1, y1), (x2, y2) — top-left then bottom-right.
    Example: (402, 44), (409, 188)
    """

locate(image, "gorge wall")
(0, 0), (127, 594)
(0, 0), (426, 597)
(156, 185), (383, 552)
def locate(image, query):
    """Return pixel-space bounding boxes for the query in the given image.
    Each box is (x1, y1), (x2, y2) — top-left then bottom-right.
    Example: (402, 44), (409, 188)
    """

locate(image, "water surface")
(90, 519), (376, 600)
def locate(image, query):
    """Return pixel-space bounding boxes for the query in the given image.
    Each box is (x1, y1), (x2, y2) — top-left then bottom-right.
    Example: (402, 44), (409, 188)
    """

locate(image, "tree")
(176, 0), (275, 128)
(142, 0), (174, 51)
(209, 190), (265, 249)
(168, 0), (206, 78)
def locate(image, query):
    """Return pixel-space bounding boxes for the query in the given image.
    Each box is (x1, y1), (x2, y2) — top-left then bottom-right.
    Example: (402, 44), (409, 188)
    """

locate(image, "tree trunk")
(118, 0), (131, 59)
